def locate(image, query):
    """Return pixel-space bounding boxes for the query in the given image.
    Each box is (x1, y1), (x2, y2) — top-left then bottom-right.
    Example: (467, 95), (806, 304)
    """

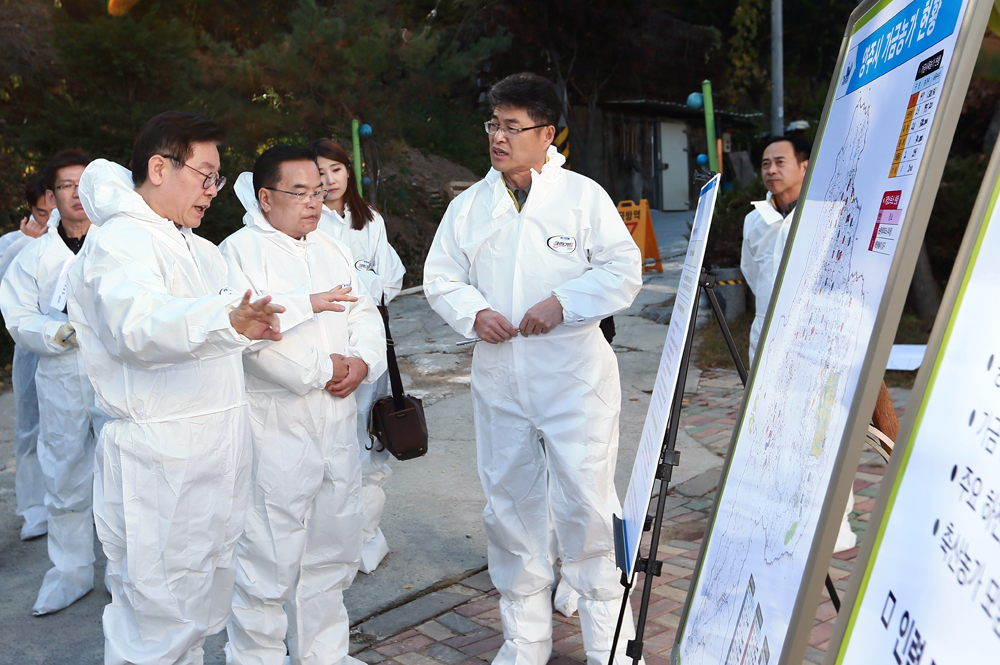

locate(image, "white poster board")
(829, 137), (1000, 665)
(674, 1), (990, 663)
(618, 174), (721, 576)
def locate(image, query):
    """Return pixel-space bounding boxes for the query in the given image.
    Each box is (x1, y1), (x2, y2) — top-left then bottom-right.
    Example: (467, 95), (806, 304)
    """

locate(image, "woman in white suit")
(310, 138), (405, 573)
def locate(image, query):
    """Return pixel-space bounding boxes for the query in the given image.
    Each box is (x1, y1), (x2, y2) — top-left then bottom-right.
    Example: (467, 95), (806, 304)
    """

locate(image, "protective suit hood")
(484, 145), (565, 218)
(234, 172), (272, 232)
(79, 159), (168, 229)
(750, 191), (785, 226)
(46, 207), (61, 230)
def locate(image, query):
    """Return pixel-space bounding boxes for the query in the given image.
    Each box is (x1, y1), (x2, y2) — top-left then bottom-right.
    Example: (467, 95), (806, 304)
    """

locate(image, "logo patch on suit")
(355, 259), (373, 271)
(219, 287), (236, 296)
(546, 236), (577, 254)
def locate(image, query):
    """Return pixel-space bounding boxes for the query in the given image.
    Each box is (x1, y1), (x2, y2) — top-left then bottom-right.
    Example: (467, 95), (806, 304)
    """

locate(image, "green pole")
(702, 80), (718, 173)
(352, 119), (363, 197)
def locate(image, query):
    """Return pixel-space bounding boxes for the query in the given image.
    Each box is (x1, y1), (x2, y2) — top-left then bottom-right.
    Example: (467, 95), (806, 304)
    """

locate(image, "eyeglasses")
(264, 187), (329, 204)
(484, 121), (551, 137)
(54, 182), (80, 193)
(161, 155), (227, 191)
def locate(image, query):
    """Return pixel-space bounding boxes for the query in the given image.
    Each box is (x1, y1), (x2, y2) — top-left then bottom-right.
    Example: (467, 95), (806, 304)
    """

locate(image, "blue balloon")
(362, 176), (372, 186)
(687, 92), (704, 110)
(359, 123), (373, 137)
(696, 153), (709, 166)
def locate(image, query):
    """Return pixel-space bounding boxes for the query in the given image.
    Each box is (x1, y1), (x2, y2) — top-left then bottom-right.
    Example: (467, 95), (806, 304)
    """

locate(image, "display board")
(618, 175), (721, 576)
(673, 1), (992, 664)
(826, 130), (1000, 665)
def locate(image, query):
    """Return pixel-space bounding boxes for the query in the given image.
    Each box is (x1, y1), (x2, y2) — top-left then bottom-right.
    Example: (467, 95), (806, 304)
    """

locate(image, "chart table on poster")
(890, 51), (943, 179)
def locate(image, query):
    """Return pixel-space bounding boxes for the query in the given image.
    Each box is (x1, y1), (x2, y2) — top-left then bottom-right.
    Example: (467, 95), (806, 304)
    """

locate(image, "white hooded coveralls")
(424, 147), (643, 665)
(221, 173), (386, 665)
(740, 193), (793, 366)
(740, 193), (856, 551)
(68, 160), (313, 665)
(0, 226), (47, 540)
(0, 208), (107, 615)
(318, 204), (404, 573)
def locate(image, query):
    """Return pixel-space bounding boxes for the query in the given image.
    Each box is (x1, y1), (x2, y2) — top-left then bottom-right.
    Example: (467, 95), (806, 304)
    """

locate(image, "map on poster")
(675, 1), (975, 663)
(835, 157), (1000, 664)
(618, 175), (721, 576)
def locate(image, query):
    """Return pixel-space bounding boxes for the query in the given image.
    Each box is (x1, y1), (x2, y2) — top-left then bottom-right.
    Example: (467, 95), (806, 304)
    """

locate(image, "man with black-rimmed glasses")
(425, 73), (644, 665)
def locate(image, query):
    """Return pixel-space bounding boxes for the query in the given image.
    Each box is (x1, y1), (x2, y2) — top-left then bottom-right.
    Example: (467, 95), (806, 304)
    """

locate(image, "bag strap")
(378, 297), (407, 411)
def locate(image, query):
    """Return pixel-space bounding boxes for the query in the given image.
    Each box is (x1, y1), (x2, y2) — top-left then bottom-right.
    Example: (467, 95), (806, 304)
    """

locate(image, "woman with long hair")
(309, 137), (405, 574)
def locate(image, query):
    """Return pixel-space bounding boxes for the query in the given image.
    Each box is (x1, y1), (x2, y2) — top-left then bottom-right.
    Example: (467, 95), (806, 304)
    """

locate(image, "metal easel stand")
(607, 270), (839, 665)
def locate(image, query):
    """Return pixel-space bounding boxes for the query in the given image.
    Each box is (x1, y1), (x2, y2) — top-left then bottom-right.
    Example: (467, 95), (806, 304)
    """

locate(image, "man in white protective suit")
(0, 176), (51, 541)
(424, 73), (644, 665)
(740, 135), (810, 366)
(0, 149), (109, 615)
(68, 112), (346, 665)
(221, 146), (386, 665)
(310, 136), (406, 574)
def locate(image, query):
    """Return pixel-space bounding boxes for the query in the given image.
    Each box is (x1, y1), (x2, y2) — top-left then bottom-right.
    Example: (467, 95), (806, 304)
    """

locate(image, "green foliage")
(725, 0), (766, 108)
(0, 0), (508, 245)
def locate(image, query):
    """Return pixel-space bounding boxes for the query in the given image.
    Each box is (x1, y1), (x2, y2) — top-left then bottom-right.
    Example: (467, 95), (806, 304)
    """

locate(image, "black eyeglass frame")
(484, 121), (552, 137)
(160, 154), (227, 191)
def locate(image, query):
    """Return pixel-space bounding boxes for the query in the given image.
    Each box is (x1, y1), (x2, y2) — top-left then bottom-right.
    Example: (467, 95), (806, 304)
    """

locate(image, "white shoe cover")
(579, 597), (642, 665)
(553, 578), (580, 618)
(493, 590), (554, 665)
(32, 507), (95, 615)
(20, 505), (48, 540)
(359, 528), (389, 574)
(32, 565), (93, 615)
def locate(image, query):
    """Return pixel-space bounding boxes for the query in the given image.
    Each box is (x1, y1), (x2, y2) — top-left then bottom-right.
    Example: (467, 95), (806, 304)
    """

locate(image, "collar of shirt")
(772, 198), (798, 217)
(57, 222), (86, 255)
(502, 176), (531, 212)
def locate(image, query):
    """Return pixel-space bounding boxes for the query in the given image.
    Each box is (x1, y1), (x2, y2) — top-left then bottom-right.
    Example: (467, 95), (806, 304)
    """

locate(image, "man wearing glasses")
(220, 146), (385, 665)
(67, 112), (330, 664)
(0, 149), (107, 615)
(424, 73), (644, 665)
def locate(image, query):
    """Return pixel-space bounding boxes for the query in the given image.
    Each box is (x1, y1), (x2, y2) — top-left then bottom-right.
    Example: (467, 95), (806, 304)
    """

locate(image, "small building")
(584, 100), (761, 211)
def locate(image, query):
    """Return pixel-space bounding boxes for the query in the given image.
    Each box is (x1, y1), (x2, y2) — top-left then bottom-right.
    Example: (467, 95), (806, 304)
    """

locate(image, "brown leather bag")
(368, 303), (428, 461)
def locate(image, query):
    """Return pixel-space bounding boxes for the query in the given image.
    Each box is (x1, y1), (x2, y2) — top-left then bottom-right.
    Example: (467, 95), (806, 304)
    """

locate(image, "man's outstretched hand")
(230, 290), (285, 341)
(311, 284), (358, 313)
(474, 309), (518, 344)
(326, 356), (368, 398)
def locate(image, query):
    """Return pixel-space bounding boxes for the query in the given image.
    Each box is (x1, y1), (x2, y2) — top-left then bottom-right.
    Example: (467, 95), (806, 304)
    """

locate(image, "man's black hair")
(24, 176), (47, 207)
(43, 149), (91, 192)
(130, 111), (225, 187)
(252, 145), (318, 203)
(487, 73), (561, 128)
(763, 135), (812, 164)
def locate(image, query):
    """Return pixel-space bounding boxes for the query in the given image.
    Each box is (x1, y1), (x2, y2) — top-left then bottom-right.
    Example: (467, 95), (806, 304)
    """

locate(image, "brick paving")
(352, 369), (908, 665)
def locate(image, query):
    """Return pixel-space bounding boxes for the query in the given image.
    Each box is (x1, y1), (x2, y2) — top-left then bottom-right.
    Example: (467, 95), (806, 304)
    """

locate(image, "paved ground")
(345, 368), (909, 665)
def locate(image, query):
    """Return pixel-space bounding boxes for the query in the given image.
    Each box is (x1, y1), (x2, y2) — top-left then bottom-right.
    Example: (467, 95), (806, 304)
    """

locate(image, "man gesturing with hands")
(424, 74), (643, 665)
(68, 113), (327, 665)
(221, 146), (385, 665)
